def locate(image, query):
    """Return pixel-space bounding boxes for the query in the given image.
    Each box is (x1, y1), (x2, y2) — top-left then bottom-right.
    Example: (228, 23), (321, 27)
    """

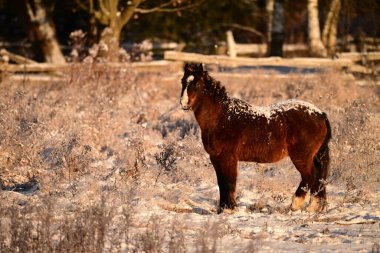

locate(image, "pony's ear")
(195, 63), (204, 76)
(198, 63), (204, 72)
(184, 63), (195, 73)
(184, 63), (204, 76)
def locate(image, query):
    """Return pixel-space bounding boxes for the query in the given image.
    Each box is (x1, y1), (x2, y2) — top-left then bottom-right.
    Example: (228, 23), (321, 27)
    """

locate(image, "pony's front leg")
(210, 155), (238, 214)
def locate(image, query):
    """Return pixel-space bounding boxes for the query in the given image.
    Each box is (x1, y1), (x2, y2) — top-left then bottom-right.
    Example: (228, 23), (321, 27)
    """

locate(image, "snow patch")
(225, 98), (323, 122)
(273, 99), (323, 115)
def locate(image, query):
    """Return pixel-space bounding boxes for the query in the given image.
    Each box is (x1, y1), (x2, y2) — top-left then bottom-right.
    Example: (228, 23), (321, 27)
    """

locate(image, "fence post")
(226, 31), (237, 58)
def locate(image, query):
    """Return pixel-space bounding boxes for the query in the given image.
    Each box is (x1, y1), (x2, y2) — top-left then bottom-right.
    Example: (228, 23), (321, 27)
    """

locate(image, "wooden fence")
(0, 60), (181, 73)
(164, 50), (380, 74)
(226, 31), (308, 57)
(225, 30), (380, 58)
(1, 48), (379, 77)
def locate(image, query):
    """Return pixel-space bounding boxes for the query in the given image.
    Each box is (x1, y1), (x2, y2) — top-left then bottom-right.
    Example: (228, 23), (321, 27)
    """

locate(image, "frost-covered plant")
(154, 144), (178, 183)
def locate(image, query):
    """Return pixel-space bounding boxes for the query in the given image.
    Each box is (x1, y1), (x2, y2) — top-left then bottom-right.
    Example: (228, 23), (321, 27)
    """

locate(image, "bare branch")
(25, 0), (36, 20)
(93, 10), (109, 25)
(135, 0), (205, 14)
(98, 0), (111, 17)
(109, 0), (118, 18)
(74, 0), (89, 12)
(120, 0), (143, 26)
(228, 23), (265, 39)
(74, 0), (95, 14)
(89, 0), (94, 13)
(143, 0), (180, 10)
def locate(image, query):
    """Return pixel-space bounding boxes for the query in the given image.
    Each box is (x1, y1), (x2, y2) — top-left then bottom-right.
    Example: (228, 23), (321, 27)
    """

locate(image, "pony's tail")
(313, 113), (332, 181)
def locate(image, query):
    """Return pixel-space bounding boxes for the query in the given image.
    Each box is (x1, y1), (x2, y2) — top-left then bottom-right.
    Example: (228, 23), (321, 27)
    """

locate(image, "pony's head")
(180, 63), (205, 110)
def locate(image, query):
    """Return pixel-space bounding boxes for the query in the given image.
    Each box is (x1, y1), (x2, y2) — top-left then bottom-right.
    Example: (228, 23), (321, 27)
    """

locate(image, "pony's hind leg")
(291, 171), (312, 211)
(289, 153), (315, 211)
(307, 142), (330, 212)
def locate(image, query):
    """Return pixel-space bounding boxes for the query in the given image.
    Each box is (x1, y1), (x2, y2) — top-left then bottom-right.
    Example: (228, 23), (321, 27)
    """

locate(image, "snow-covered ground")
(0, 66), (379, 252)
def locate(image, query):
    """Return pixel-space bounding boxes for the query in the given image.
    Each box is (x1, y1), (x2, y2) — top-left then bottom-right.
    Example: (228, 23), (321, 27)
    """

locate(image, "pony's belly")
(238, 143), (288, 163)
(241, 153), (287, 163)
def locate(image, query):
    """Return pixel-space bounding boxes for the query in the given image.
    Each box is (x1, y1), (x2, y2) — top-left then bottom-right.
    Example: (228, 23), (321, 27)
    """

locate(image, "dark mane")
(202, 71), (228, 101)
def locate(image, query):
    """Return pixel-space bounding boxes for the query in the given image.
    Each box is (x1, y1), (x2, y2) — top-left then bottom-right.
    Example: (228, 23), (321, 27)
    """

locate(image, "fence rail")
(164, 51), (353, 68)
(1, 48), (378, 76)
(226, 31), (308, 57)
(0, 60), (182, 73)
(226, 30), (380, 57)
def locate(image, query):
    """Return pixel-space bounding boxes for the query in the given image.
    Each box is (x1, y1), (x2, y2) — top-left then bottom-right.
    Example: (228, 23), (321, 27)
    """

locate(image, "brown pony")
(180, 63), (331, 214)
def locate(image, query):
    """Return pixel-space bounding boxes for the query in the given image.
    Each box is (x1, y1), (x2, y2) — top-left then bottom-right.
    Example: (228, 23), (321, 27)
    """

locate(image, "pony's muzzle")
(181, 104), (191, 111)
(180, 95), (191, 110)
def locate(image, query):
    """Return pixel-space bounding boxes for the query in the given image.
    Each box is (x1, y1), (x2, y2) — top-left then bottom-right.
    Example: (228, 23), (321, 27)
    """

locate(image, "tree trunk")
(96, 0), (139, 61)
(322, 0), (341, 55)
(307, 0), (327, 57)
(23, 0), (65, 63)
(266, 0), (275, 46)
(88, 15), (99, 46)
(269, 0), (285, 57)
(99, 26), (122, 61)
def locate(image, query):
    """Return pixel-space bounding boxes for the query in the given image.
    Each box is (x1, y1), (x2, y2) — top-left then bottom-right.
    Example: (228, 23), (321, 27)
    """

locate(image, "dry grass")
(0, 64), (379, 252)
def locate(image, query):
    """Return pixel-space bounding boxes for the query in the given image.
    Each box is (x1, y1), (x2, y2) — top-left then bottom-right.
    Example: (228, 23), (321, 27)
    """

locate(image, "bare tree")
(20, 0), (66, 63)
(266, 0), (275, 48)
(269, 0), (285, 57)
(322, 0), (341, 55)
(76, 0), (202, 61)
(307, 0), (327, 57)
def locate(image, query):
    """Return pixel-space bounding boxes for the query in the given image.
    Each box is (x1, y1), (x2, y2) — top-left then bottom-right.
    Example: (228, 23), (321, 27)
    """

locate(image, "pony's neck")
(193, 92), (223, 131)
(191, 73), (228, 131)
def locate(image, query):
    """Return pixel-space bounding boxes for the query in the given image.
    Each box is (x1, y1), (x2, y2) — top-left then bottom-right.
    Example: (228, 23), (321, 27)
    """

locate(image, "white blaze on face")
(180, 75), (194, 108)
(186, 75), (194, 83)
(181, 87), (189, 107)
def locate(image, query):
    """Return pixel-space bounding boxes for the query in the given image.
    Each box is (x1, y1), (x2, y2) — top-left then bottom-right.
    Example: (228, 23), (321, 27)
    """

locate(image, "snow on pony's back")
(225, 98), (323, 122)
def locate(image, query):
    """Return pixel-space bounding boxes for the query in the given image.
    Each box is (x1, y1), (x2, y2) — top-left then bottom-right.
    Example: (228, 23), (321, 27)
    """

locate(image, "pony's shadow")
(239, 199), (290, 215)
(158, 197), (217, 215)
(185, 197), (217, 215)
(191, 207), (214, 215)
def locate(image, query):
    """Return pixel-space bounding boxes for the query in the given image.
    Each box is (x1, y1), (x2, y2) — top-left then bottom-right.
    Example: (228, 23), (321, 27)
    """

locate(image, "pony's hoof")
(217, 202), (236, 214)
(217, 207), (237, 214)
(306, 196), (325, 213)
(291, 195), (305, 211)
